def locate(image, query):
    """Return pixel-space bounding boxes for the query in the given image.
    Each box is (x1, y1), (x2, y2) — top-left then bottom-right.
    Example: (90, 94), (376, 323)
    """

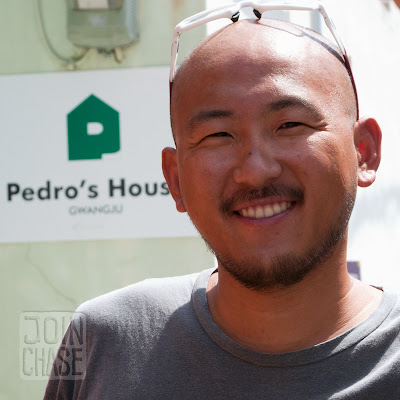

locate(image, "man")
(45, 7), (400, 400)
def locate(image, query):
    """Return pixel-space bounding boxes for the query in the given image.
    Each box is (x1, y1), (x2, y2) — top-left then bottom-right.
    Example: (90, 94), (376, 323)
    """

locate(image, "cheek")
(301, 134), (358, 206)
(178, 151), (229, 214)
(305, 132), (357, 171)
(324, 136), (358, 186)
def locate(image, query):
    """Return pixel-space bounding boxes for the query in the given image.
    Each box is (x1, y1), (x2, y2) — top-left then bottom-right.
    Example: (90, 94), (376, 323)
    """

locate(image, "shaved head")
(162, 14), (385, 294)
(170, 19), (357, 141)
(162, 16), (381, 292)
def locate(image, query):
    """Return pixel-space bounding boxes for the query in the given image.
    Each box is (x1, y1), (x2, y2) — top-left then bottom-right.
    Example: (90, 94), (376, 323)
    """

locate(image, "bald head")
(162, 18), (381, 294)
(170, 19), (357, 140)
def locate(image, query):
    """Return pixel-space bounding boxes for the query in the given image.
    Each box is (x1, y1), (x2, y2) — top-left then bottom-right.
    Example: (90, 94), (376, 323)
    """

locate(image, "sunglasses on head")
(169, 1), (359, 120)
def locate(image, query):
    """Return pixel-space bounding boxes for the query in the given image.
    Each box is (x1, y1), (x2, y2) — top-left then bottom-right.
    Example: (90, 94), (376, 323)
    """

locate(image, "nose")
(232, 141), (283, 187)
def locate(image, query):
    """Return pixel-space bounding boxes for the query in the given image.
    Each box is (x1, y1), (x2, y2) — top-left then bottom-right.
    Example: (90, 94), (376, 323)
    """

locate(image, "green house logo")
(67, 94), (120, 160)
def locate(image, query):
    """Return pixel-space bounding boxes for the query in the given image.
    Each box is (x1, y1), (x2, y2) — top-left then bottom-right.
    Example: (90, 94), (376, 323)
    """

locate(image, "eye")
(201, 131), (233, 142)
(208, 132), (231, 137)
(278, 122), (302, 129)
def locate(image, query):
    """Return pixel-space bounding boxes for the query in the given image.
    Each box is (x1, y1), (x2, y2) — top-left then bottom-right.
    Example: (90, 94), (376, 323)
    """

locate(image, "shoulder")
(363, 290), (400, 346)
(74, 270), (204, 328)
(385, 291), (400, 323)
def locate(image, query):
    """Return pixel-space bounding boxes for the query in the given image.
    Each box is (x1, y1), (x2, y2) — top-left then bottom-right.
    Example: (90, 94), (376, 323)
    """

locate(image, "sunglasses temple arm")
(343, 53), (360, 120)
(170, 30), (181, 84)
(317, 3), (359, 119)
(317, 4), (345, 54)
(169, 6), (240, 85)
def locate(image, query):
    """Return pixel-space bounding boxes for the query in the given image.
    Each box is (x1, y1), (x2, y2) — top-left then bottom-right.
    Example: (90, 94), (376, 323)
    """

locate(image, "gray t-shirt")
(44, 268), (400, 399)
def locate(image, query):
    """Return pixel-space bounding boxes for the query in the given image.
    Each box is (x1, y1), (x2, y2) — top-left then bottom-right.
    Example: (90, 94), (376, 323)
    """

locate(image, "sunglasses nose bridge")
(231, 11), (240, 23)
(253, 9), (262, 19)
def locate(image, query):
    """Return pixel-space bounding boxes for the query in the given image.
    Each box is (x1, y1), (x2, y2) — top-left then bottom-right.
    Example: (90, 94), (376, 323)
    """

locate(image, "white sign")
(0, 67), (197, 243)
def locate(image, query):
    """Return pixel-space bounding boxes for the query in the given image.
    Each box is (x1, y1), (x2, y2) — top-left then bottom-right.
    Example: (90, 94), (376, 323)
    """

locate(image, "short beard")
(202, 186), (356, 292)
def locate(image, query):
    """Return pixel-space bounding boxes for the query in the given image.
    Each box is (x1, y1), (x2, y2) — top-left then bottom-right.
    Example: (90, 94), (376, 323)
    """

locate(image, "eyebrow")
(267, 96), (324, 120)
(187, 109), (233, 132)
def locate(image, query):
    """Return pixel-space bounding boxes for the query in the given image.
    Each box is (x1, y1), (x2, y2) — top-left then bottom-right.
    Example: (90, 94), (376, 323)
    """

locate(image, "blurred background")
(0, 0), (399, 398)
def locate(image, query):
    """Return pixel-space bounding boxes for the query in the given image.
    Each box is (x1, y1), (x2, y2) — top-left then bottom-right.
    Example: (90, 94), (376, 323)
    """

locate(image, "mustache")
(220, 183), (305, 214)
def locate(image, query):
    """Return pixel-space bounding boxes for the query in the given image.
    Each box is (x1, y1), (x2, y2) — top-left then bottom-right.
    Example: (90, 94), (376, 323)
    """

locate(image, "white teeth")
(264, 205), (273, 217)
(273, 203), (281, 214)
(239, 201), (292, 219)
(255, 206), (264, 218)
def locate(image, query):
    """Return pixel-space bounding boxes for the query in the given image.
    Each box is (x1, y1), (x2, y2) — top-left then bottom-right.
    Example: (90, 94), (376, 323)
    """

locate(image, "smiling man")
(45, 9), (400, 400)
(163, 17), (384, 354)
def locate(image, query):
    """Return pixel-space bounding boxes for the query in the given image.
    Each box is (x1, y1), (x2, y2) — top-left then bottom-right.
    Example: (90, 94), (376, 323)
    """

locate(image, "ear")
(162, 147), (186, 213)
(354, 117), (382, 188)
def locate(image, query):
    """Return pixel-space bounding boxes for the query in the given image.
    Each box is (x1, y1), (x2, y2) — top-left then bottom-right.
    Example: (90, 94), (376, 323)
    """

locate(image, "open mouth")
(236, 201), (293, 219)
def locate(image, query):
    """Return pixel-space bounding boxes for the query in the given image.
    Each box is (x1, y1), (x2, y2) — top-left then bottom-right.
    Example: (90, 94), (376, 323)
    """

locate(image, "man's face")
(165, 22), (361, 290)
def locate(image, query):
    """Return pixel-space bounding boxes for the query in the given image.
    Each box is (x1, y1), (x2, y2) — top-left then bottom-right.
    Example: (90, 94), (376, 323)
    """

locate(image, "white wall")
(326, 0), (400, 290)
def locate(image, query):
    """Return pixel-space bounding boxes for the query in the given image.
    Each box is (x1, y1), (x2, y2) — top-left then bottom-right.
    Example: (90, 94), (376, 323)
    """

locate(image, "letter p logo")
(67, 95), (120, 160)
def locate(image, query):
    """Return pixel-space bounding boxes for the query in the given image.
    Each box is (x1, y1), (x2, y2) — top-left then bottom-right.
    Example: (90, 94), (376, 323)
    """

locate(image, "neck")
(206, 245), (382, 353)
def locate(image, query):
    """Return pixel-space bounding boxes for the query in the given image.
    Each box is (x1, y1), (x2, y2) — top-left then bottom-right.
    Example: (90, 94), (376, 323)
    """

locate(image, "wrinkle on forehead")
(170, 19), (357, 138)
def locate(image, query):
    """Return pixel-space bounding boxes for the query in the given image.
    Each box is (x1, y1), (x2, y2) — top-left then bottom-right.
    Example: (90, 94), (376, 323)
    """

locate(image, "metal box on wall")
(67, 0), (139, 50)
